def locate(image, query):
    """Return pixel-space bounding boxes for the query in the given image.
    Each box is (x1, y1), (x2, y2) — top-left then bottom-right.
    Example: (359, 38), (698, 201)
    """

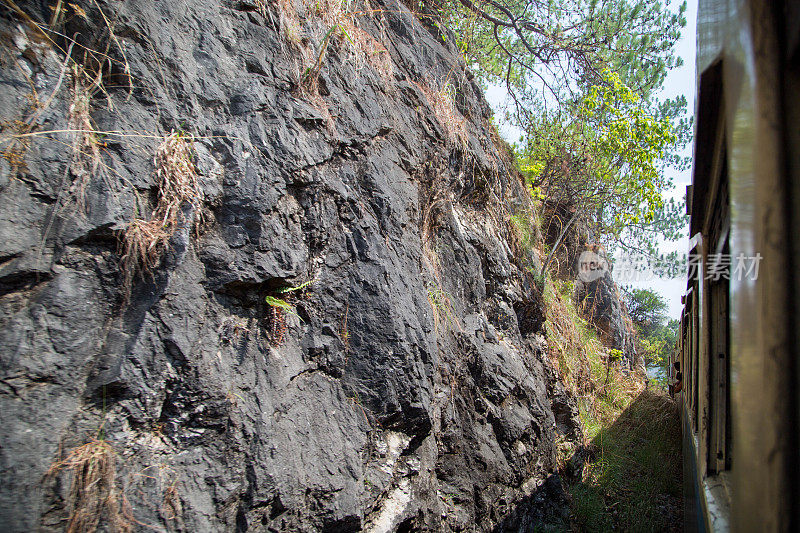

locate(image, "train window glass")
(708, 241), (730, 473)
(691, 286), (699, 432)
(707, 154), (731, 475)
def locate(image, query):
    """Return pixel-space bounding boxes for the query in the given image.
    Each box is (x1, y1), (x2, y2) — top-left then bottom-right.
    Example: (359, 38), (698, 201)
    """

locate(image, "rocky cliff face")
(575, 269), (638, 368)
(0, 1), (581, 530)
(543, 205), (638, 367)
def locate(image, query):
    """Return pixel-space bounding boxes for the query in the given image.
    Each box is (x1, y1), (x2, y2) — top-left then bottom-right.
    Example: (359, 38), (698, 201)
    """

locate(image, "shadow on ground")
(495, 388), (683, 532)
(569, 388), (683, 532)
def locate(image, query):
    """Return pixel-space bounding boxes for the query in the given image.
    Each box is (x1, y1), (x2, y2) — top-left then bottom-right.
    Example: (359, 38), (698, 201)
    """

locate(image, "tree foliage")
(623, 287), (667, 337)
(440, 0), (687, 103)
(622, 288), (676, 378)
(519, 70), (679, 246)
(639, 318), (678, 373)
(437, 0), (690, 257)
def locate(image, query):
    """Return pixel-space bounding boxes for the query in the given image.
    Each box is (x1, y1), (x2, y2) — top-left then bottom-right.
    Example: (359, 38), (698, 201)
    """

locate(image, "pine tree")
(439, 0), (690, 261)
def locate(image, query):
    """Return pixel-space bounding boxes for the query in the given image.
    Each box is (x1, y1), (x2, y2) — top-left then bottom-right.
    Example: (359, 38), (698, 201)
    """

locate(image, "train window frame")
(689, 54), (732, 483)
(700, 118), (731, 480)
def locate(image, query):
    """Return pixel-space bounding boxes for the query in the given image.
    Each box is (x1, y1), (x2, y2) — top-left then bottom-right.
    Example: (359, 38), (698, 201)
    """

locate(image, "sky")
(486, 0), (699, 319)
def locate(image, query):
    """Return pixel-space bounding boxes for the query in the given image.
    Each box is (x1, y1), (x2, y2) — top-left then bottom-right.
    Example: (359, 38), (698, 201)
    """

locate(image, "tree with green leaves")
(623, 288), (676, 375)
(638, 317), (678, 379)
(522, 69), (684, 274)
(442, 0), (686, 97)
(438, 0), (690, 261)
(654, 318), (679, 361)
(623, 287), (668, 337)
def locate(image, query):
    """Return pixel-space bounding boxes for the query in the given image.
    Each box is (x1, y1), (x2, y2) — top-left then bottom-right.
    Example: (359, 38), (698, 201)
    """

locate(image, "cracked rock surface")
(0, 1), (581, 530)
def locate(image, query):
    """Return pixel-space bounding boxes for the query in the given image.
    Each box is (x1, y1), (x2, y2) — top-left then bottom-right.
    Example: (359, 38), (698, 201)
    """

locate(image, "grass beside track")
(569, 388), (683, 532)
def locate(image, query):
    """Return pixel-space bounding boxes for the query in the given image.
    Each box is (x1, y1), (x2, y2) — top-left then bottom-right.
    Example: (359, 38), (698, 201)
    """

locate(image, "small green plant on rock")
(264, 295), (295, 311)
(427, 280), (458, 333)
(264, 279), (315, 345)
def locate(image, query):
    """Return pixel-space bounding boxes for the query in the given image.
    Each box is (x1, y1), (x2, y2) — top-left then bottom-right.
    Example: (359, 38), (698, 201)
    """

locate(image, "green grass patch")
(569, 389), (682, 532)
(539, 276), (681, 531)
(510, 203), (682, 532)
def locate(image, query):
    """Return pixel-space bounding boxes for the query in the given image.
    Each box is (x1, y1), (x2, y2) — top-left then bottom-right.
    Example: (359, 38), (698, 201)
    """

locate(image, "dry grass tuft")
(120, 131), (203, 297)
(160, 480), (182, 521)
(340, 301), (350, 353)
(4, 0), (131, 186)
(420, 184), (447, 301)
(269, 0), (394, 125)
(338, 20), (393, 80)
(46, 439), (133, 533)
(119, 218), (170, 285)
(0, 48), (45, 173)
(1, 119), (31, 172)
(427, 280), (459, 334)
(153, 131), (203, 225)
(508, 208), (541, 270)
(416, 80), (468, 148)
(421, 184), (448, 253)
(545, 280), (597, 397)
(304, 0), (393, 78)
(67, 64), (104, 210)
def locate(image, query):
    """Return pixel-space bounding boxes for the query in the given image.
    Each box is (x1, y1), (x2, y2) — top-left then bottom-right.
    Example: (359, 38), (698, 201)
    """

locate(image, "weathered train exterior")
(677, 0), (800, 531)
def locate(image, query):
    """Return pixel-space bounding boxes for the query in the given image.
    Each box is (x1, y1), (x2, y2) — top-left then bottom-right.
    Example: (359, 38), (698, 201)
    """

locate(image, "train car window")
(706, 143), (731, 476)
(689, 53), (730, 478)
(691, 284), (699, 432)
(708, 244), (730, 473)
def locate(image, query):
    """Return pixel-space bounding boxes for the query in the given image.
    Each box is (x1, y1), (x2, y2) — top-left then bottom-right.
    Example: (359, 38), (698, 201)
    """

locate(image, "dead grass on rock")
(67, 64), (104, 211)
(2, 1), (131, 210)
(415, 79), (468, 148)
(120, 131), (203, 298)
(270, 0), (394, 127)
(153, 131), (204, 226)
(543, 278), (646, 437)
(119, 218), (170, 286)
(300, 0), (393, 80)
(46, 439), (133, 533)
(0, 118), (31, 173)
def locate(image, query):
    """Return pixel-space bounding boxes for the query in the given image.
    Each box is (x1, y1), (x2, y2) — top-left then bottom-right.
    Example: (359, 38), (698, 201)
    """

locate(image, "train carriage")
(677, 0), (800, 531)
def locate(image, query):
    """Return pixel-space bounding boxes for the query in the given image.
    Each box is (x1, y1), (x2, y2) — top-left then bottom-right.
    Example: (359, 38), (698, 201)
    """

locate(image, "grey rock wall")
(0, 1), (580, 530)
(543, 206), (638, 367)
(575, 270), (639, 367)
